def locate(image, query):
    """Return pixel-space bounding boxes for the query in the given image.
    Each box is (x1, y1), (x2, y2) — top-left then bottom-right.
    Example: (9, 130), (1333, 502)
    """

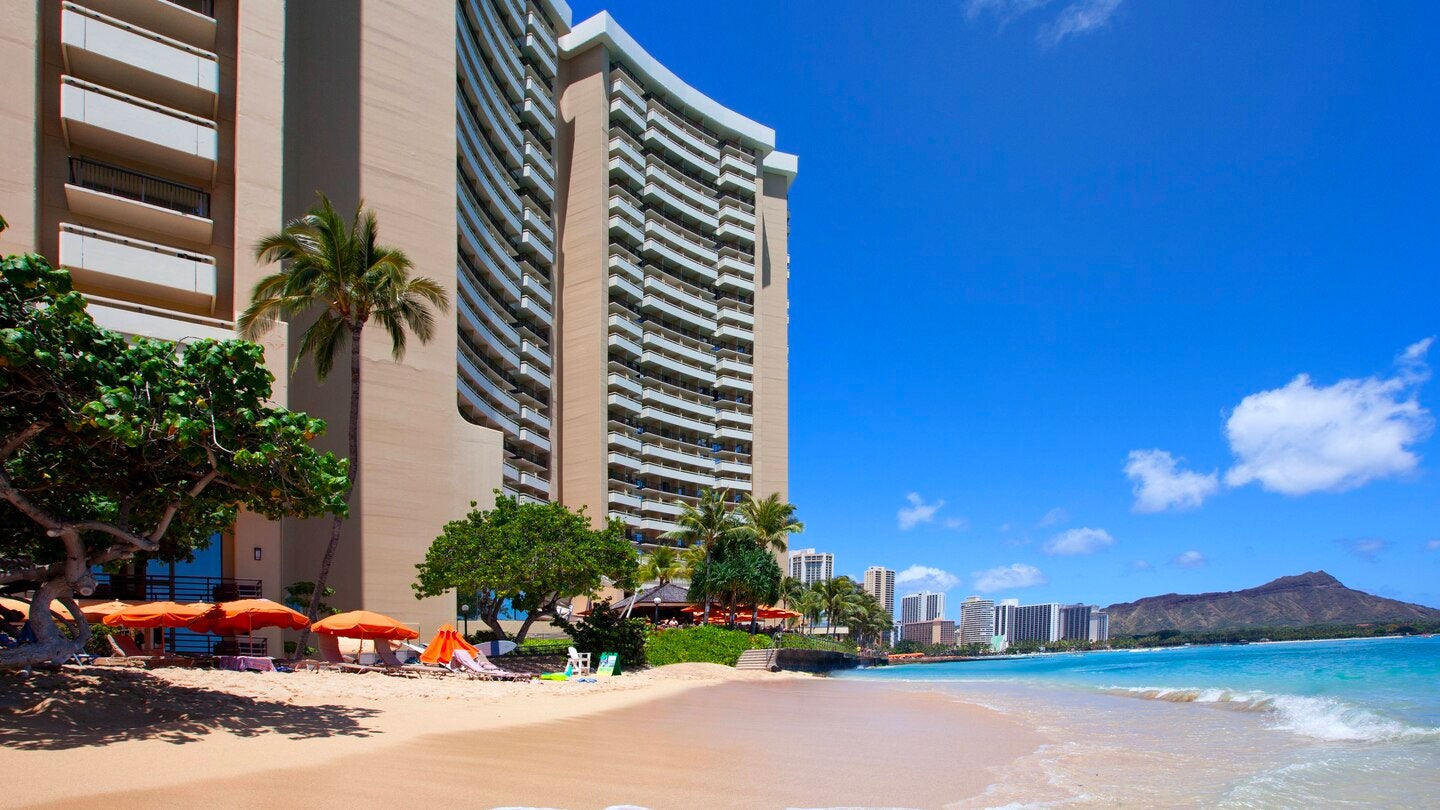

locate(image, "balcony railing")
(70, 157), (209, 218)
(92, 572), (260, 602)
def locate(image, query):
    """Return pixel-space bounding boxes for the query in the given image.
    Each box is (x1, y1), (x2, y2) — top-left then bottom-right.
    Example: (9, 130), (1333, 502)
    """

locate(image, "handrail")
(69, 157), (210, 218)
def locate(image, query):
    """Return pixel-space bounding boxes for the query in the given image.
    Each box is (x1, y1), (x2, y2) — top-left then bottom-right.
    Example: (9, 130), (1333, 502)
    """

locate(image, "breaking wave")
(1100, 685), (1440, 743)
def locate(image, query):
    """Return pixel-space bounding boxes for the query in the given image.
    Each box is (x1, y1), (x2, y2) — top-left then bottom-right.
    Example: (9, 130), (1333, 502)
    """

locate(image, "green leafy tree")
(687, 537), (783, 629)
(736, 492), (804, 554)
(239, 194), (449, 654)
(412, 494), (638, 643)
(283, 581), (339, 618)
(553, 598), (649, 669)
(0, 253), (348, 668)
(814, 576), (865, 638)
(623, 545), (687, 619)
(662, 488), (743, 624)
(795, 588), (824, 635)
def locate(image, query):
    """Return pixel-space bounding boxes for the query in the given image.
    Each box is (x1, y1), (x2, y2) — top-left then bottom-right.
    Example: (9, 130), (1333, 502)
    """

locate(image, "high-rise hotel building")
(0, 1), (794, 639)
(863, 566), (896, 616)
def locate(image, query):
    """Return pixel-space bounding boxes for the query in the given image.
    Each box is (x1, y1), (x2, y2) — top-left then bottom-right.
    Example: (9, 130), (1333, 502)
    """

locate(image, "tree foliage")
(0, 253), (348, 667)
(686, 536), (783, 628)
(553, 598), (649, 669)
(412, 494), (638, 643)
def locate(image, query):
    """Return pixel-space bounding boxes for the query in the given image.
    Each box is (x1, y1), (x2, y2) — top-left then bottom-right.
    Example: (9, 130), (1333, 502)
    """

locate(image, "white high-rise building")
(900, 591), (945, 624)
(994, 598), (1019, 641)
(788, 548), (833, 586)
(863, 566), (895, 615)
(958, 596), (996, 645)
(1012, 602), (1063, 643)
(1089, 611), (1110, 642)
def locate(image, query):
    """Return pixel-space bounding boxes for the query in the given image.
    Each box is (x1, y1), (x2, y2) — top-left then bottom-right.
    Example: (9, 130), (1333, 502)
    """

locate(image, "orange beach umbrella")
(188, 599), (309, 635)
(104, 601), (211, 629)
(0, 596), (75, 622)
(419, 623), (477, 665)
(77, 600), (140, 622)
(312, 610), (419, 641)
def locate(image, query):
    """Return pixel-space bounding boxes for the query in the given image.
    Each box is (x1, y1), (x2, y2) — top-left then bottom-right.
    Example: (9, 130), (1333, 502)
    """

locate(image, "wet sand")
(5, 668), (1043, 809)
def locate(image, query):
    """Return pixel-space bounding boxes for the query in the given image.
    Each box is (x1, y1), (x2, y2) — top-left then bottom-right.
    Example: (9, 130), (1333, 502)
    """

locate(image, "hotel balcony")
(610, 97), (645, 132)
(519, 338), (550, 370)
(459, 375), (520, 436)
(61, 76), (217, 180)
(458, 275), (521, 345)
(519, 295), (552, 327)
(646, 220), (718, 264)
(608, 332), (642, 360)
(642, 124), (719, 180)
(61, 3), (219, 115)
(608, 313), (642, 341)
(715, 323), (754, 343)
(609, 451), (642, 471)
(641, 387), (716, 420)
(518, 361), (549, 389)
(86, 294), (231, 342)
(519, 96), (557, 142)
(714, 477), (752, 492)
(519, 269), (552, 307)
(640, 461), (715, 490)
(458, 345), (520, 410)
(609, 490), (643, 511)
(517, 427), (550, 454)
(641, 350), (715, 386)
(608, 250), (642, 283)
(469, 0), (521, 95)
(715, 375), (754, 394)
(643, 235), (716, 284)
(715, 409), (753, 427)
(640, 405), (712, 436)
(521, 73), (556, 121)
(608, 212), (644, 245)
(642, 498), (683, 517)
(64, 157), (212, 243)
(646, 108), (721, 162)
(641, 293), (716, 334)
(718, 203), (756, 229)
(717, 221), (754, 245)
(522, 138), (555, 182)
(521, 206), (553, 247)
(523, 12), (557, 71)
(608, 272), (643, 302)
(714, 425), (753, 443)
(717, 170), (754, 194)
(715, 357), (753, 377)
(643, 331), (712, 367)
(608, 392), (642, 415)
(610, 73), (646, 113)
(608, 193), (644, 229)
(716, 253), (754, 277)
(609, 431), (642, 454)
(716, 272), (752, 294)
(608, 372), (642, 397)
(519, 404), (550, 431)
(608, 134), (644, 171)
(519, 163), (555, 202)
(59, 222), (214, 311)
(716, 306), (754, 327)
(643, 180), (719, 230)
(519, 228), (553, 265)
(642, 442), (713, 471)
(81, 0), (217, 49)
(717, 460), (753, 476)
(643, 273), (716, 316)
(718, 152), (755, 176)
(640, 516), (681, 534)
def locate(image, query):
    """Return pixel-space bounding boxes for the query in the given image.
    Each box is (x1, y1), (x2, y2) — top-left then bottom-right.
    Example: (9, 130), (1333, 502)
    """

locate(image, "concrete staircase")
(734, 648), (779, 671)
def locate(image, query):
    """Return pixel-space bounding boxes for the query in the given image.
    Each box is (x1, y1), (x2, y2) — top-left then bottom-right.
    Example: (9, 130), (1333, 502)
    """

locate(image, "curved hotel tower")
(0, 1), (793, 639)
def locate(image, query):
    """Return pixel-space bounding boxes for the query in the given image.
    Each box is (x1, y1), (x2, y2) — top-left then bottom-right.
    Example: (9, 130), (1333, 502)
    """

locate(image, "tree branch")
(0, 421), (49, 460)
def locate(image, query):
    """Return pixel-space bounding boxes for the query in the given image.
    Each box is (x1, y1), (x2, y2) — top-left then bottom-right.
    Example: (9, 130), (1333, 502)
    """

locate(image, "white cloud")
(1172, 550), (1206, 569)
(1043, 527), (1115, 556)
(999, 522), (1014, 533)
(1124, 449), (1221, 513)
(895, 564), (960, 593)
(1224, 342), (1434, 495)
(963, 0), (1053, 24)
(1038, 507), (1069, 527)
(973, 563), (1047, 593)
(1038, 0), (1125, 45)
(1131, 559), (1154, 572)
(944, 517), (971, 531)
(898, 493), (944, 530)
(1427, 539), (1440, 551)
(1339, 538), (1388, 561)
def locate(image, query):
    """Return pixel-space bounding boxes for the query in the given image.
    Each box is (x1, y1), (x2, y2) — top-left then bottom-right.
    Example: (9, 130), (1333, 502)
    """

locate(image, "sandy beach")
(2, 664), (1044, 809)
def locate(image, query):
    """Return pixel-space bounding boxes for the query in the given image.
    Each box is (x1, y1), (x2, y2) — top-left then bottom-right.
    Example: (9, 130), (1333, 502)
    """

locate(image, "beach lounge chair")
(567, 646), (592, 676)
(449, 649), (532, 681)
(370, 640), (449, 678)
(103, 635), (193, 667)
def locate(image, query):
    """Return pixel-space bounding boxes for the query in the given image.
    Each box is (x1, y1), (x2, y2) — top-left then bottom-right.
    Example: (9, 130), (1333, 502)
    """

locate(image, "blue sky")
(569, 1), (1440, 610)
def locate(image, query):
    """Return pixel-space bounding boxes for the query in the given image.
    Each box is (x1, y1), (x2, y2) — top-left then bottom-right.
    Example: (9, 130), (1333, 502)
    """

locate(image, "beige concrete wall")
(752, 171), (790, 502)
(553, 45), (612, 525)
(0, 2), (39, 254)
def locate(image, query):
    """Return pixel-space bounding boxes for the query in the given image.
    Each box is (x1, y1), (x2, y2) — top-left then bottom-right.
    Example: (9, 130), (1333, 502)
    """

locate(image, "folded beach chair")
(449, 649), (532, 681)
(371, 639), (448, 678)
(104, 634), (192, 667)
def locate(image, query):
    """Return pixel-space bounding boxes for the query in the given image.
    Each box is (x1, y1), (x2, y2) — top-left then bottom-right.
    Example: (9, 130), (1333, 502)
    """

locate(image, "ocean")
(839, 636), (1440, 807)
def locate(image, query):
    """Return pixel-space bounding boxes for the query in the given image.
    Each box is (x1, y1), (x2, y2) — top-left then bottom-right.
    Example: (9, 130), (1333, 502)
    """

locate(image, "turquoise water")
(840, 636), (1440, 805)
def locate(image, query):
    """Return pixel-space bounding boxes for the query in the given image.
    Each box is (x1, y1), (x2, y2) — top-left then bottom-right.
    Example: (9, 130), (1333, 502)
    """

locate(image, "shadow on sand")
(0, 668), (381, 751)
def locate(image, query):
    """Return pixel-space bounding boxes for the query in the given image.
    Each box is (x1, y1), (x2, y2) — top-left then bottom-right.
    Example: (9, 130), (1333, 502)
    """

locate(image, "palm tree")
(736, 493), (804, 554)
(239, 193), (449, 654)
(794, 589), (824, 635)
(815, 577), (864, 638)
(662, 489), (741, 624)
(623, 546), (687, 619)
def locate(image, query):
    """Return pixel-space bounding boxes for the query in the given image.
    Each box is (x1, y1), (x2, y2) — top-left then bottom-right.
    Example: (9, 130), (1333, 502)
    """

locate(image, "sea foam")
(1100, 685), (1440, 742)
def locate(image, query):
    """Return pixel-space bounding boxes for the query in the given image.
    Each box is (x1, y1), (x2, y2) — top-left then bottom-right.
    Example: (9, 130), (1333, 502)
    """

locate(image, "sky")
(567, 1), (1440, 610)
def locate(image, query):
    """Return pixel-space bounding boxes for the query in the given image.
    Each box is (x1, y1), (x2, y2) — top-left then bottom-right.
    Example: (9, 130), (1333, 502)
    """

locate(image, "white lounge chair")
(567, 646), (591, 676)
(449, 649), (531, 681)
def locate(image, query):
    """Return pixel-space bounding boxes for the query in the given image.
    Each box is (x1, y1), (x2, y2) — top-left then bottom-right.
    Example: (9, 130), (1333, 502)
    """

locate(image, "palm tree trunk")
(699, 544), (713, 624)
(294, 323), (362, 657)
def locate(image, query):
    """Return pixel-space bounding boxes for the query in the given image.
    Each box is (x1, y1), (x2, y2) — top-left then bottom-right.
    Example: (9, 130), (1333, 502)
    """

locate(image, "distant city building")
(1011, 603), (1063, 643)
(863, 566), (896, 615)
(900, 618), (956, 646)
(900, 591), (945, 624)
(789, 548), (834, 586)
(1060, 604), (1095, 641)
(1089, 610), (1110, 643)
(994, 598), (1019, 642)
(958, 596), (996, 645)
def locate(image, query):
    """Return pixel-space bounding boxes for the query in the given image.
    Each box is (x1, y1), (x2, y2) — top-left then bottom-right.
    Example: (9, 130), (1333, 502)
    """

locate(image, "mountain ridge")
(1104, 570), (1440, 635)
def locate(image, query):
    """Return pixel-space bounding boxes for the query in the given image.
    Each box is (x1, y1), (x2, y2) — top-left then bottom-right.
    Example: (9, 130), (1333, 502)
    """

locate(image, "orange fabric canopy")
(419, 623), (476, 665)
(188, 599), (308, 634)
(103, 601), (211, 629)
(0, 596), (74, 622)
(312, 610), (419, 641)
(77, 600), (140, 621)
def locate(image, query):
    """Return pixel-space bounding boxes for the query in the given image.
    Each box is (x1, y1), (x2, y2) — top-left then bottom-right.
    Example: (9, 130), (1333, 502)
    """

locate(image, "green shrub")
(554, 600), (648, 669)
(776, 633), (854, 653)
(644, 625), (771, 667)
(510, 638), (572, 656)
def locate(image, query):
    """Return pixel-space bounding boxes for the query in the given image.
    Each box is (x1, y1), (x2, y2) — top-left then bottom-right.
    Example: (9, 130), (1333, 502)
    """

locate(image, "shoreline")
(4, 665), (1047, 809)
